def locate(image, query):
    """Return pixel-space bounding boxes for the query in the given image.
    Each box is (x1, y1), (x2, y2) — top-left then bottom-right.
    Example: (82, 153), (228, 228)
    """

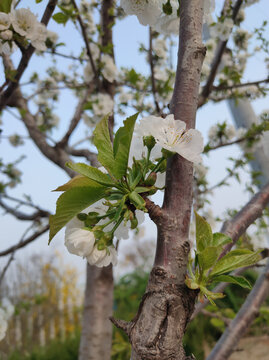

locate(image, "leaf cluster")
(185, 212), (262, 305)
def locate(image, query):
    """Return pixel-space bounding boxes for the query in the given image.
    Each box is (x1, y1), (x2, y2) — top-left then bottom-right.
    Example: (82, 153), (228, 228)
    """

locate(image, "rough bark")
(79, 265), (114, 360)
(112, 1), (206, 359)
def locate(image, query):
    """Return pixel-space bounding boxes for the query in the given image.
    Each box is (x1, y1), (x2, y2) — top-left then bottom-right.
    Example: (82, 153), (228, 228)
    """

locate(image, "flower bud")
(144, 172), (157, 186)
(130, 216), (138, 229)
(128, 191), (146, 211)
(143, 136), (156, 151)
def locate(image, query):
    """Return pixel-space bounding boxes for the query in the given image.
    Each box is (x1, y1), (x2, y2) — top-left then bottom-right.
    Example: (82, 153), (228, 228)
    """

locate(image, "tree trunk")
(79, 264), (114, 360)
(111, 1), (206, 359)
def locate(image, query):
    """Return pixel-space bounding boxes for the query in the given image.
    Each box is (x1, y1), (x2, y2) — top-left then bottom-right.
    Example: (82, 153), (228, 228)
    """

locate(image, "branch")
(66, 147), (98, 167)
(220, 181), (269, 257)
(71, 0), (99, 86)
(206, 260), (269, 360)
(149, 28), (161, 115)
(0, 224), (50, 257)
(144, 197), (164, 223)
(0, 197), (50, 221)
(0, 0), (57, 110)
(213, 77), (269, 92)
(0, 255), (14, 286)
(45, 50), (87, 61)
(198, 0), (243, 107)
(57, 83), (95, 147)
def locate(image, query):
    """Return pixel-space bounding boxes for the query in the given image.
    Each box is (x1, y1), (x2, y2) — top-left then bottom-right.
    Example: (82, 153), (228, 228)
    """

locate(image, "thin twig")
(149, 28), (161, 115)
(70, 0), (99, 86)
(198, 0), (243, 107)
(0, 0), (58, 111)
(0, 224), (50, 257)
(219, 181), (269, 258)
(0, 255), (14, 286)
(45, 50), (87, 62)
(57, 83), (95, 147)
(0, 197), (50, 221)
(213, 77), (269, 91)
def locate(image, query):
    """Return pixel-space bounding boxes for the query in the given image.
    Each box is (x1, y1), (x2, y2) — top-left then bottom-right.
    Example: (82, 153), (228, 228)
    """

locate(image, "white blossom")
(210, 18), (233, 41)
(0, 40), (12, 55)
(153, 10), (179, 35)
(84, 62), (94, 82)
(29, 23), (47, 51)
(136, 114), (204, 163)
(10, 8), (38, 37)
(92, 93), (114, 117)
(0, 12), (11, 30)
(86, 245), (117, 267)
(8, 134), (24, 147)
(194, 163), (208, 179)
(118, 87), (133, 104)
(46, 30), (58, 45)
(65, 217), (95, 257)
(153, 38), (167, 59)
(204, 0), (215, 25)
(0, 313), (8, 342)
(1, 299), (14, 320)
(101, 54), (117, 83)
(0, 29), (12, 40)
(120, 0), (163, 26)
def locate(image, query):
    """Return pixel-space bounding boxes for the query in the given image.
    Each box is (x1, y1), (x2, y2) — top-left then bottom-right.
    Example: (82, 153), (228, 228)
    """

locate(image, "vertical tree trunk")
(79, 265), (114, 360)
(112, 1), (206, 359)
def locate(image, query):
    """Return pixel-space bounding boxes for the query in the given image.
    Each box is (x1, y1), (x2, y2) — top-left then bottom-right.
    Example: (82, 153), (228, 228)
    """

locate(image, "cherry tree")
(0, 0), (269, 359)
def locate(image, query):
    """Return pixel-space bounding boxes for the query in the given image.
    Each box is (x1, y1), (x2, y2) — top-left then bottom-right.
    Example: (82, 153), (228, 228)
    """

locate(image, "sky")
(0, 0), (269, 282)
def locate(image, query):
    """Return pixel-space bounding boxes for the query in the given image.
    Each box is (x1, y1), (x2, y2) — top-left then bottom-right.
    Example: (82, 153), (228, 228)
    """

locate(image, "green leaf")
(36, 0), (43, 3)
(0, 0), (12, 13)
(212, 233), (232, 247)
(113, 113), (138, 179)
(93, 115), (115, 177)
(162, 0), (173, 15)
(198, 246), (222, 271)
(52, 12), (69, 25)
(49, 185), (106, 243)
(195, 211), (213, 252)
(212, 275), (251, 289)
(53, 175), (99, 191)
(66, 162), (115, 187)
(210, 249), (262, 277)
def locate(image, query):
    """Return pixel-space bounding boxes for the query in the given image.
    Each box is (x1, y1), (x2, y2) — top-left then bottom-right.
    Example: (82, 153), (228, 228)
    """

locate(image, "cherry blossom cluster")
(65, 199), (145, 267)
(120, 0), (215, 34)
(0, 8), (57, 55)
(65, 114), (203, 267)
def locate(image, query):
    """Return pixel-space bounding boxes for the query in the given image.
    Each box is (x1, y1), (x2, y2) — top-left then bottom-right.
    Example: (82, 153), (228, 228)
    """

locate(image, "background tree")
(0, 0), (269, 360)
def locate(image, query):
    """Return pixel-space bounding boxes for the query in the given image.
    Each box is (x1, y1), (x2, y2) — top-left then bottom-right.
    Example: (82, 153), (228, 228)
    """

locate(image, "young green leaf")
(93, 114), (115, 176)
(0, 0), (12, 13)
(212, 233), (232, 247)
(49, 185), (106, 243)
(212, 275), (251, 289)
(113, 113), (139, 179)
(197, 246), (223, 271)
(210, 249), (261, 277)
(52, 12), (69, 25)
(195, 211), (213, 252)
(66, 162), (115, 187)
(53, 175), (99, 191)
